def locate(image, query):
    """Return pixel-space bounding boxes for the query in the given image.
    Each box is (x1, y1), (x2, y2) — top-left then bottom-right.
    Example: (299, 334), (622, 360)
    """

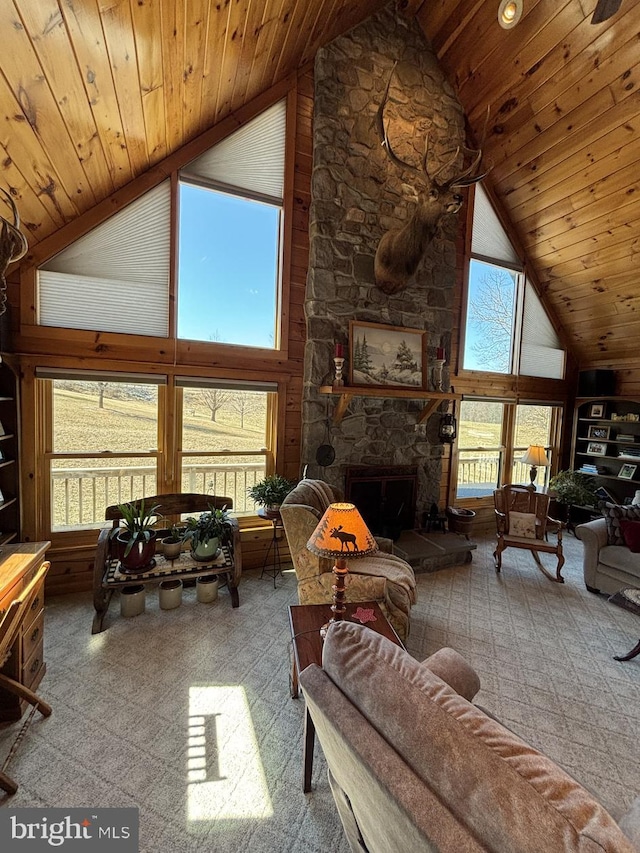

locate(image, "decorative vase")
(117, 531), (157, 573)
(120, 584), (146, 617)
(159, 579), (183, 610)
(197, 575), (219, 603)
(192, 537), (220, 562)
(263, 505), (282, 520)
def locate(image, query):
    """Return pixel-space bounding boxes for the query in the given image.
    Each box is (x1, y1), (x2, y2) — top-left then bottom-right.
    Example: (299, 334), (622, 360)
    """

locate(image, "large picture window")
(177, 184), (280, 348)
(178, 379), (275, 514)
(45, 373), (161, 532)
(456, 400), (505, 498)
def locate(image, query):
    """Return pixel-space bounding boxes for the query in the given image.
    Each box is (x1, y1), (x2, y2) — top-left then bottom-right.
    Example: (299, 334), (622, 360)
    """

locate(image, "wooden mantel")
(318, 386), (461, 425)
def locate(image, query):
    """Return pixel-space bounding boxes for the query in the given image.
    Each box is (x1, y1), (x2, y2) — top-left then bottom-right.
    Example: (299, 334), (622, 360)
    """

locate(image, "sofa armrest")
(576, 518), (608, 589)
(421, 647), (481, 701)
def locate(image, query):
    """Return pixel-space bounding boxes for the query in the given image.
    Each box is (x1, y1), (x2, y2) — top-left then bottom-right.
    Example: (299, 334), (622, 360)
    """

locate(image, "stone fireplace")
(300, 5), (466, 526)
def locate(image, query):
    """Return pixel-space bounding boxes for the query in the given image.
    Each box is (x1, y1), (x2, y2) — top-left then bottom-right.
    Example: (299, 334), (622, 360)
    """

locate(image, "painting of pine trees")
(348, 321), (425, 389)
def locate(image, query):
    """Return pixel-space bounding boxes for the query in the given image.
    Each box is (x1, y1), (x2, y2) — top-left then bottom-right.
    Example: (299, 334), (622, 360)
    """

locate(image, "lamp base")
(320, 556), (348, 639)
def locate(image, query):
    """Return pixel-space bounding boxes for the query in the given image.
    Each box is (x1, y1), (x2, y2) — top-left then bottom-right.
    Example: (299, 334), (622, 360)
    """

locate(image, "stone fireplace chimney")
(301, 5), (466, 526)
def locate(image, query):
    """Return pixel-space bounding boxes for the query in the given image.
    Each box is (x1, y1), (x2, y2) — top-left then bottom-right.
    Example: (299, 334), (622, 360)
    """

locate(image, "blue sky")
(463, 259), (515, 372)
(177, 184), (279, 347)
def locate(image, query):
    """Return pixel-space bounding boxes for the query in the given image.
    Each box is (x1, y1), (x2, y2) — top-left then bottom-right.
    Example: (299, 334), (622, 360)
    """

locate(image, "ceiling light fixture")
(498, 0), (523, 29)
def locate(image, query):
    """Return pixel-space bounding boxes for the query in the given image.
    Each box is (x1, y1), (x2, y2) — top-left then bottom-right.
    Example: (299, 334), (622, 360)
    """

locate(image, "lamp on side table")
(306, 502), (377, 638)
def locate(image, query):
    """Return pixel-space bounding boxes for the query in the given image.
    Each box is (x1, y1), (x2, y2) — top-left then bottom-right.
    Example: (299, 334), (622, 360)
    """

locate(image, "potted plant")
(111, 499), (162, 573)
(247, 474), (295, 518)
(161, 522), (186, 561)
(184, 504), (233, 562)
(548, 470), (597, 508)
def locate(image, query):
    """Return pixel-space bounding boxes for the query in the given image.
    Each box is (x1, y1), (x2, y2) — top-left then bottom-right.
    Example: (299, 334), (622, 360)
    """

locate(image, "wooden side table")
(288, 601), (404, 792)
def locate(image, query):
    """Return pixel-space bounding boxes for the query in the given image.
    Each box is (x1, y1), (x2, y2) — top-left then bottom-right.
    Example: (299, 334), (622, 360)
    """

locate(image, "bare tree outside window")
(200, 388), (231, 422)
(229, 391), (263, 429)
(466, 263), (517, 373)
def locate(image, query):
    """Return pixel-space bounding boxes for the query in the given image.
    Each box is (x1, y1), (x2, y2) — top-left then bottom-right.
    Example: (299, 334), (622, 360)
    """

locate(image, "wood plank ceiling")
(417, 0), (640, 368)
(0, 0), (638, 368)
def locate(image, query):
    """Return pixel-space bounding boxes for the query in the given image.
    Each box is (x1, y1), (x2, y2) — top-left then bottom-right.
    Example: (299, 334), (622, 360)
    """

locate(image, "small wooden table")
(288, 601), (404, 792)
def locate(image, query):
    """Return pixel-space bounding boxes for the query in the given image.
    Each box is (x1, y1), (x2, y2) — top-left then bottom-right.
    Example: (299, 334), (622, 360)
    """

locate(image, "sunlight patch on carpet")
(187, 685), (273, 821)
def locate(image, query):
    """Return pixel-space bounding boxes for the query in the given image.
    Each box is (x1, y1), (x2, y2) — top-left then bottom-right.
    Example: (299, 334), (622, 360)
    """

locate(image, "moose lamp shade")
(306, 502), (377, 637)
(521, 445), (550, 488)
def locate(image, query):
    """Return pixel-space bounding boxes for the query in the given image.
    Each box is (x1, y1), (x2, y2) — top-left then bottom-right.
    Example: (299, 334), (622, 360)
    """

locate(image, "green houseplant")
(184, 504), (233, 562)
(161, 522), (187, 561)
(112, 499), (162, 573)
(247, 474), (295, 517)
(548, 470), (597, 508)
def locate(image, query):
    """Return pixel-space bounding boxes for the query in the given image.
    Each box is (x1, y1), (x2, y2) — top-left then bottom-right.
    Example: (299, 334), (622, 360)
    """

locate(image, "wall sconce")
(439, 411), (457, 444)
(498, 0), (523, 28)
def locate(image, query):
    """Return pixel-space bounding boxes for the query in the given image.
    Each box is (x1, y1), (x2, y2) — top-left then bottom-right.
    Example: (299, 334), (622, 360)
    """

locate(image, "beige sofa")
(576, 518), (640, 594)
(280, 479), (416, 642)
(300, 621), (639, 852)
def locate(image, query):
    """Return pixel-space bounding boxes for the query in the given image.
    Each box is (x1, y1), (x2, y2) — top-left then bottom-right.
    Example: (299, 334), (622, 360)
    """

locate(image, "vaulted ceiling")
(1, 0), (638, 368)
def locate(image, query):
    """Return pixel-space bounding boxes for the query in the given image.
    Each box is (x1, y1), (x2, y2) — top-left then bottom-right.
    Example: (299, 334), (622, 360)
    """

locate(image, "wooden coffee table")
(288, 601), (404, 792)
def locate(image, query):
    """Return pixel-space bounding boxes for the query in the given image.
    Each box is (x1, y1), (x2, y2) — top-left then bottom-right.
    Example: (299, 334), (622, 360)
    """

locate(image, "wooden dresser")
(0, 542), (50, 722)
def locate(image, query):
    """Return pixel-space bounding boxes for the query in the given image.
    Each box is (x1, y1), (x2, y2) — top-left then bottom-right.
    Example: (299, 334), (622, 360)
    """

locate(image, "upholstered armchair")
(280, 479), (416, 642)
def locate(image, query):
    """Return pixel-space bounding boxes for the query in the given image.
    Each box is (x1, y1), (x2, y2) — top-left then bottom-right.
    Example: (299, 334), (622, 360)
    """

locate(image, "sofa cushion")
(620, 519), (640, 553)
(322, 621), (635, 853)
(602, 502), (640, 545)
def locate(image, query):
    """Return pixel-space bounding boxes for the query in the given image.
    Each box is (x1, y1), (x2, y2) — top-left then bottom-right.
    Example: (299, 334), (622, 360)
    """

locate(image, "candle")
(437, 347), (445, 360)
(335, 343), (344, 358)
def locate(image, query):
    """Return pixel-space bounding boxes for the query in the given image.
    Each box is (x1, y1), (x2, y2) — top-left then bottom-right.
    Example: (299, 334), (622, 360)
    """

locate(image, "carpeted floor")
(0, 531), (639, 852)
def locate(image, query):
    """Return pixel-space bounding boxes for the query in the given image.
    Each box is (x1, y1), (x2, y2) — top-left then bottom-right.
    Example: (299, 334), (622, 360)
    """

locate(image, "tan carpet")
(0, 531), (638, 851)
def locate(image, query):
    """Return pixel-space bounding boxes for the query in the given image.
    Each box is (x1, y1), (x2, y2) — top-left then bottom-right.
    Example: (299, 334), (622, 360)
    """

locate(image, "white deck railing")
(51, 462), (266, 529)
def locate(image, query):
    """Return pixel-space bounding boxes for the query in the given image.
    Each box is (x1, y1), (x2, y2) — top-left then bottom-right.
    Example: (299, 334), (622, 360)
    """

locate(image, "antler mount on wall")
(373, 63), (487, 295)
(0, 189), (28, 317)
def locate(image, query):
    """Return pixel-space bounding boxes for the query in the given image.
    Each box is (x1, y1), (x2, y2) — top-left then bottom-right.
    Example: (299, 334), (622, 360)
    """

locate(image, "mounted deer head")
(0, 188), (28, 315)
(374, 65), (488, 294)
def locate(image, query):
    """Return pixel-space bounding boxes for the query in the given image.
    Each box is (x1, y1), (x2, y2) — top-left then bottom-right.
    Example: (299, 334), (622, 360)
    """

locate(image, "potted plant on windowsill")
(247, 474), (295, 518)
(184, 504), (233, 563)
(111, 499), (162, 574)
(548, 470), (597, 525)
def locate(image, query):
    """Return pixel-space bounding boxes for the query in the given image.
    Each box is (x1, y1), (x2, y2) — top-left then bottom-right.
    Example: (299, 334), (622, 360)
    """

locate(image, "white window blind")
(471, 184), (520, 266)
(519, 281), (565, 379)
(38, 181), (171, 337)
(181, 100), (286, 202)
(35, 368), (166, 384)
(175, 377), (278, 392)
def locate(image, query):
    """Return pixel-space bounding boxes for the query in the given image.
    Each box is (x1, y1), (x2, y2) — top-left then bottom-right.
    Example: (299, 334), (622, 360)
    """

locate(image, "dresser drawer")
(22, 608), (44, 662)
(25, 580), (45, 626)
(22, 638), (45, 691)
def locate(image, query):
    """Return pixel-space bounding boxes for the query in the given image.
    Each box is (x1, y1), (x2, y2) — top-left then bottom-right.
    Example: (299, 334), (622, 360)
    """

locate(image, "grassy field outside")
(50, 384), (268, 528)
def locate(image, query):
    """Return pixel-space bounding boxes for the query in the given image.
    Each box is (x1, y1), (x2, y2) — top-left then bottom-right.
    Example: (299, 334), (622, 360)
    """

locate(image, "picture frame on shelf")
(586, 441), (607, 455)
(589, 403), (605, 418)
(348, 320), (426, 391)
(587, 425), (610, 440)
(594, 485), (617, 504)
(618, 463), (637, 480)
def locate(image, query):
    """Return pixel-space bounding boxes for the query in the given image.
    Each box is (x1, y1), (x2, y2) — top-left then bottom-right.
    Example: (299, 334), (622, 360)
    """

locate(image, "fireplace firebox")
(345, 466), (417, 540)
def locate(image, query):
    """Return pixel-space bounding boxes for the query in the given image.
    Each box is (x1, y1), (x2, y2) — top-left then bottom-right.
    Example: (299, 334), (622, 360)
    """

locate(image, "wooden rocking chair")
(493, 485), (565, 583)
(0, 561), (51, 795)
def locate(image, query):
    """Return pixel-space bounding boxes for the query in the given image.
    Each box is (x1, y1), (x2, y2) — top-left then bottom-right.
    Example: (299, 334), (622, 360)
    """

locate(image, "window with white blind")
(38, 182), (171, 337)
(177, 99), (285, 349)
(463, 185), (564, 379)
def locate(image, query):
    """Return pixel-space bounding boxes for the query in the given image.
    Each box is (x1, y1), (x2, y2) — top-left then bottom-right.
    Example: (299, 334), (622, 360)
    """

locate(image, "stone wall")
(302, 4), (466, 525)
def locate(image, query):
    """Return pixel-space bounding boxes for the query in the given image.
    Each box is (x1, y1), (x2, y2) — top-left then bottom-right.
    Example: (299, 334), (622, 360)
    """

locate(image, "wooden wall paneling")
(300, 0), (341, 67)
(131, 0), (168, 166)
(15, 326), (176, 365)
(59, 0), (133, 185)
(0, 161), (59, 246)
(99, 0), (150, 177)
(182, 0), (210, 139)
(214, 0), (251, 123)
(15, 0), (114, 198)
(243, 0), (284, 107)
(198, 0), (227, 134)
(271, 0), (306, 85)
(160, 0), (186, 153)
(230, 0), (271, 114)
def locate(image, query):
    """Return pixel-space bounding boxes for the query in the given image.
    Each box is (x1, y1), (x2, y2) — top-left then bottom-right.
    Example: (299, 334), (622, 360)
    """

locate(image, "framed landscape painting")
(349, 321), (426, 390)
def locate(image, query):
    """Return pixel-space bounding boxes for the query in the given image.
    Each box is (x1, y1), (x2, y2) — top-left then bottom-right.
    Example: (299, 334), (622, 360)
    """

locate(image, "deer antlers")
(0, 188), (28, 316)
(373, 63), (489, 294)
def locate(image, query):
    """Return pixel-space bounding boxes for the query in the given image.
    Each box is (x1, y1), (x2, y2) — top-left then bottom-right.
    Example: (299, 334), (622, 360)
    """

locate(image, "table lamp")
(521, 445), (550, 489)
(306, 502), (377, 638)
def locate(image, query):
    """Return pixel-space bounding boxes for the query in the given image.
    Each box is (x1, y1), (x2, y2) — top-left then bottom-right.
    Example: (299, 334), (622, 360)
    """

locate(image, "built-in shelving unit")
(318, 385), (460, 425)
(0, 362), (20, 544)
(571, 396), (640, 504)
